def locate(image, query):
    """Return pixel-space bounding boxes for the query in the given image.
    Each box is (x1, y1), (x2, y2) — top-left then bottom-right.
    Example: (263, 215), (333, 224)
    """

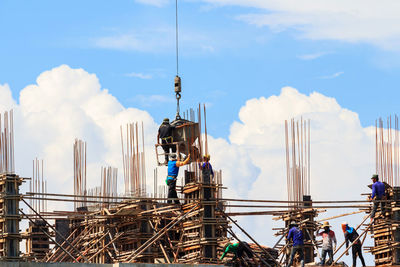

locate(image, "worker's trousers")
(371, 196), (386, 219)
(352, 244), (366, 267)
(162, 139), (176, 162)
(320, 248), (333, 265)
(287, 245), (304, 267)
(167, 178), (180, 204)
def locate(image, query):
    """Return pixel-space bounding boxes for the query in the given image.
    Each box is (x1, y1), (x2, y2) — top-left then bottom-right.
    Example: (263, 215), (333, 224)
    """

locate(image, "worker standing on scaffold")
(369, 174), (386, 221)
(286, 221), (305, 267)
(199, 154), (214, 180)
(158, 118), (176, 164)
(166, 153), (190, 204)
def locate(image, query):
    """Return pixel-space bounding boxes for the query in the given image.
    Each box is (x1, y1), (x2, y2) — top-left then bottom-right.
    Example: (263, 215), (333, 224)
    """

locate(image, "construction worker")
(316, 221), (337, 265)
(166, 153), (190, 204)
(220, 241), (254, 261)
(200, 154), (214, 178)
(369, 174), (386, 220)
(286, 221), (304, 267)
(341, 222), (366, 267)
(158, 118), (176, 164)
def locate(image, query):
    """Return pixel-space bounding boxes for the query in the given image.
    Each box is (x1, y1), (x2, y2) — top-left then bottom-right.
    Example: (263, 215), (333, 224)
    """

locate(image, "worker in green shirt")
(220, 241), (254, 261)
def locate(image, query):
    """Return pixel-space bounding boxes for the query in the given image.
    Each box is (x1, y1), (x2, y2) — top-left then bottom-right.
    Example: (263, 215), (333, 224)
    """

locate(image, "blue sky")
(2, 0), (400, 138)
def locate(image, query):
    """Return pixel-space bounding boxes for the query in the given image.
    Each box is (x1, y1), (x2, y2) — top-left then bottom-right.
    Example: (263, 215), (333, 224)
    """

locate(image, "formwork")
(367, 186), (400, 266)
(178, 168), (227, 264)
(0, 173), (22, 261)
(24, 220), (52, 260)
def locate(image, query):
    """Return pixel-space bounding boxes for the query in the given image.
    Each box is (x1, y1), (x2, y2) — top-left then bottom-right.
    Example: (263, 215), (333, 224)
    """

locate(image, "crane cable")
(175, 0), (179, 76)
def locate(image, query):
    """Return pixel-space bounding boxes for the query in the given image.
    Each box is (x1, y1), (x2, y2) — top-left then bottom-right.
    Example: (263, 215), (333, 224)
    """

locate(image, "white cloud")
(135, 0), (169, 8)
(125, 72), (153, 79)
(0, 66), (376, 265)
(0, 65), (159, 211)
(94, 31), (173, 52)
(319, 71), (344, 79)
(94, 27), (216, 54)
(297, 51), (329, 60)
(202, 0), (400, 49)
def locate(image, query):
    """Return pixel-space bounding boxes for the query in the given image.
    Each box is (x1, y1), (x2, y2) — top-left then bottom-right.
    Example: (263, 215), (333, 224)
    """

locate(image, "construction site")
(0, 79), (399, 267)
(1, 2), (400, 267)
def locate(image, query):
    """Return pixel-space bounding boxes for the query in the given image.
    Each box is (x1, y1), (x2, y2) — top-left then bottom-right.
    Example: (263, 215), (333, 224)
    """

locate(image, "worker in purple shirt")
(369, 174), (386, 220)
(286, 221), (304, 267)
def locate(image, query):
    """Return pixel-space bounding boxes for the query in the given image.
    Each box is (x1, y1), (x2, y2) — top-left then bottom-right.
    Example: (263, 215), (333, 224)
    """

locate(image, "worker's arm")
(371, 183), (376, 199)
(157, 133), (160, 144)
(220, 245), (231, 260)
(176, 154), (190, 167)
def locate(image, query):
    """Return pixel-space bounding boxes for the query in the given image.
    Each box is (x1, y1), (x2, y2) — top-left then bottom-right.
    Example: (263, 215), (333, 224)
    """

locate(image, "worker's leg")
(355, 244), (366, 267)
(371, 200), (378, 219)
(379, 197), (386, 217)
(161, 140), (169, 163)
(352, 245), (357, 267)
(320, 249), (327, 265)
(286, 247), (296, 267)
(297, 246), (304, 267)
(167, 179), (179, 204)
(327, 248), (333, 265)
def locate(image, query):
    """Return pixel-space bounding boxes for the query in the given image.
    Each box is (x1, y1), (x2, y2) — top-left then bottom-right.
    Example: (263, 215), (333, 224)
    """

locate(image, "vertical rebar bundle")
(120, 122), (146, 197)
(100, 166), (118, 208)
(0, 110), (15, 174)
(30, 158), (47, 215)
(285, 118), (311, 209)
(73, 139), (87, 210)
(376, 115), (400, 186)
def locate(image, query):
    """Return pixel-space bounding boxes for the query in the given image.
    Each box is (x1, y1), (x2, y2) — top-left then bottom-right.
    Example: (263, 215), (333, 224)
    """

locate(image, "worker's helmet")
(170, 154), (177, 160)
(289, 221), (298, 227)
(163, 118), (170, 123)
(371, 174), (379, 180)
(204, 154), (210, 160)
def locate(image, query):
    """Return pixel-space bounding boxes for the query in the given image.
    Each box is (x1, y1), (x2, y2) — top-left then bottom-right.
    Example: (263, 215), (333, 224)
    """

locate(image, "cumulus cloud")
(0, 65), (159, 212)
(202, 0), (400, 49)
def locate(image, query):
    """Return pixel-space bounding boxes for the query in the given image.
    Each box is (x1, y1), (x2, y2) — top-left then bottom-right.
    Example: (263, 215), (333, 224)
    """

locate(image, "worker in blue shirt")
(369, 174), (386, 220)
(286, 221), (304, 267)
(166, 153), (190, 204)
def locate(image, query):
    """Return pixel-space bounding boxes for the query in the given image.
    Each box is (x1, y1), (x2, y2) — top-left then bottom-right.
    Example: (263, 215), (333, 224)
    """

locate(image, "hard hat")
(322, 221), (331, 228)
(170, 154), (177, 160)
(371, 174), (379, 180)
(163, 118), (170, 123)
(204, 154), (210, 160)
(289, 221), (298, 227)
